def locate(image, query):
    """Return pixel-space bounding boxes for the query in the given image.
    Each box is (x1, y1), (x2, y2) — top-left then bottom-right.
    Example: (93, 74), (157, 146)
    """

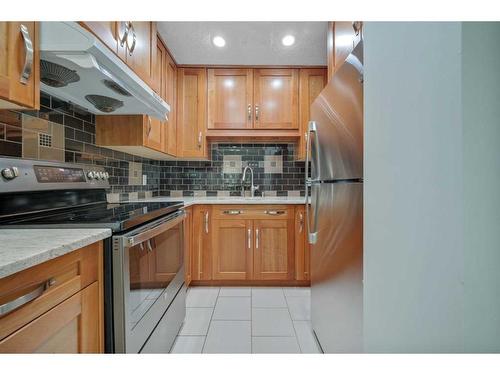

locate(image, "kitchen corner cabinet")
(294, 206), (310, 280)
(191, 205), (212, 281)
(177, 68), (208, 159)
(95, 114), (167, 159)
(0, 241), (104, 353)
(0, 22), (40, 110)
(297, 68), (327, 160)
(327, 21), (362, 81)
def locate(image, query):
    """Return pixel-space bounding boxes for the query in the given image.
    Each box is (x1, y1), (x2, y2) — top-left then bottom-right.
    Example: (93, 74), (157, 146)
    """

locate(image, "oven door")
(112, 210), (186, 353)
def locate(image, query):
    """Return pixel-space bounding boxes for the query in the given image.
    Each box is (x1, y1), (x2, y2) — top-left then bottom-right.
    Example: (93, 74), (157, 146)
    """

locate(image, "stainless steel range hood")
(39, 22), (169, 120)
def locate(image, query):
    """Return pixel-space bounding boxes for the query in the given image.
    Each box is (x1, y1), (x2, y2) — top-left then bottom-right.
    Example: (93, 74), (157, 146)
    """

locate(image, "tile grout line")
(200, 287), (220, 353)
(283, 288), (303, 353)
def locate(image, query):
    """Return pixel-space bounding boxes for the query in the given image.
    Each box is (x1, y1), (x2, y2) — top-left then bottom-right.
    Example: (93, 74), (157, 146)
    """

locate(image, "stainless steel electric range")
(0, 157), (186, 353)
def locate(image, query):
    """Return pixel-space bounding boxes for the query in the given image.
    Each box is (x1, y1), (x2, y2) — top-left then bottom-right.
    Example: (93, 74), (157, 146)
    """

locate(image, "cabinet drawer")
(0, 241), (101, 341)
(0, 282), (100, 353)
(212, 205), (292, 220)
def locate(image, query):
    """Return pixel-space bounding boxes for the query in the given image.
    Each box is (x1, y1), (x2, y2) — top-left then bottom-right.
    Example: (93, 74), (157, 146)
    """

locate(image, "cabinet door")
(327, 21), (362, 80)
(253, 219), (294, 280)
(208, 68), (253, 130)
(0, 22), (39, 110)
(81, 22), (118, 53)
(253, 69), (298, 129)
(144, 116), (164, 152)
(118, 21), (154, 85)
(177, 68), (207, 158)
(0, 282), (100, 353)
(184, 207), (193, 286)
(212, 219), (253, 280)
(151, 35), (166, 97)
(294, 206), (310, 281)
(191, 205), (212, 280)
(298, 68), (327, 160)
(165, 53), (177, 156)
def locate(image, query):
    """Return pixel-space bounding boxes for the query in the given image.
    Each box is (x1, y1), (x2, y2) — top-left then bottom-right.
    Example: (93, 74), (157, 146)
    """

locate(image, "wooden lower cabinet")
(0, 241), (104, 353)
(191, 205), (212, 281)
(187, 205), (308, 284)
(184, 207), (193, 286)
(253, 219), (294, 280)
(212, 219), (253, 280)
(294, 206), (310, 281)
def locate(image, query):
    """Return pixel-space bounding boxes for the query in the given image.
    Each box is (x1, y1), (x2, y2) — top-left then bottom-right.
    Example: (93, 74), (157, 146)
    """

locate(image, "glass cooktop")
(1, 201), (184, 232)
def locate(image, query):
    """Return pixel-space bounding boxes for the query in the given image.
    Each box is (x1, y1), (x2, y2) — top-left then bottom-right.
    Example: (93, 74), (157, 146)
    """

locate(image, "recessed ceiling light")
(282, 35), (295, 47)
(212, 36), (226, 48)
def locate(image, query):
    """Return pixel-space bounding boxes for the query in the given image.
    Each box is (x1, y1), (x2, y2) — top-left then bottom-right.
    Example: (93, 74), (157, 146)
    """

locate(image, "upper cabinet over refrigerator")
(309, 42), (364, 181)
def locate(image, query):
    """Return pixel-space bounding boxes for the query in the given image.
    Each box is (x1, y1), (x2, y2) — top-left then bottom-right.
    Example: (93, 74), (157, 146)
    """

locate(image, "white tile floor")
(171, 286), (321, 354)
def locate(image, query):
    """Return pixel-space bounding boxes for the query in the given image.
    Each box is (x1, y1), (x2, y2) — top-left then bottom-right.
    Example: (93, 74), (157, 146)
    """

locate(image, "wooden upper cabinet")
(151, 35), (166, 97)
(253, 218), (294, 280)
(0, 22), (39, 110)
(212, 219), (253, 280)
(80, 22), (118, 53)
(253, 69), (299, 130)
(177, 68), (208, 159)
(298, 68), (327, 160)
(208, 69), (253, 130)
(165, 53), (177, 156)
(124, 22), (155, 85)
(327, 21), (362, 80)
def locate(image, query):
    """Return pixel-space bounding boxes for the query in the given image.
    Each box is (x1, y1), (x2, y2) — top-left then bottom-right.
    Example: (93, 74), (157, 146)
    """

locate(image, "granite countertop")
(126, 196), (307, 207)
(0, 228), (111, 279)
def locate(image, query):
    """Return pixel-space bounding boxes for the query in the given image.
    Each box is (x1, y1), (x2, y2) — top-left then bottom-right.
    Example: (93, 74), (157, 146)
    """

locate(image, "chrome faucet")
(241, 166), (259, 197)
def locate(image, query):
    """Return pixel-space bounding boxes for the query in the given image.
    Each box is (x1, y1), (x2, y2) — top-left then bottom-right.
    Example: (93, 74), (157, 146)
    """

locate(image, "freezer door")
(311, 181), (363, 353)
(309, 42), (363, 181)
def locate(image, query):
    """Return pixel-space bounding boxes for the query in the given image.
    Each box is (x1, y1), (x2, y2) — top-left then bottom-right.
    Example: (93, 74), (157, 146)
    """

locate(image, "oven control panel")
(0, 157), (110, 193)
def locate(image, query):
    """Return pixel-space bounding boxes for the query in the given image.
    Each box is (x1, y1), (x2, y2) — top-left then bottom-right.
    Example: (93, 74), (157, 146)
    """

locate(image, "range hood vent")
(40, 22), (170, 120)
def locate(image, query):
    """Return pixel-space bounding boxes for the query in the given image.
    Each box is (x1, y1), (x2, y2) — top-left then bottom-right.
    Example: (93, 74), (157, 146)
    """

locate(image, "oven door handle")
(122, 211), (186, 247)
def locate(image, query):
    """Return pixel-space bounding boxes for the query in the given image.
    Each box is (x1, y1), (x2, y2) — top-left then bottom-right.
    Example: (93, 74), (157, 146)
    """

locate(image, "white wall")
(364, 22), (500, 352)
(462, 22), (500, 352)
(363, 22), (464, 352)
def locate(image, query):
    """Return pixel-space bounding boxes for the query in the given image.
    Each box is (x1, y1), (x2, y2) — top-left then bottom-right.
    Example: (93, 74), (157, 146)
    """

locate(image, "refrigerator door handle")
(305, 121), (319, 245)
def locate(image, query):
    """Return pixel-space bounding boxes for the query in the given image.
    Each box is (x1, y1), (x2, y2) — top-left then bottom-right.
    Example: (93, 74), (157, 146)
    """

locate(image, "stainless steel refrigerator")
(306, 40), (363, 353)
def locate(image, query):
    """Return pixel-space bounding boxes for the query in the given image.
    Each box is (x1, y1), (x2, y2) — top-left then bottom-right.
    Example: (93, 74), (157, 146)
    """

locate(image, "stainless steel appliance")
(305, 40), (364, 353)
(0, 158), (186, 353)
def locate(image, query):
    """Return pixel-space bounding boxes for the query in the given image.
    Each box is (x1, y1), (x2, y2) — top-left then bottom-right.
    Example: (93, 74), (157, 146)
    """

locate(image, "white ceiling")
(157, 22), (327, 66)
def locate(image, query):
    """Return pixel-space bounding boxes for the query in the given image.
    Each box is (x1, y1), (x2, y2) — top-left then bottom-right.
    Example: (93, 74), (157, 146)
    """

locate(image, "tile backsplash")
(0, 92), (306, 199)
(160, 143), (306, 197)
(0, 92), (161, 199)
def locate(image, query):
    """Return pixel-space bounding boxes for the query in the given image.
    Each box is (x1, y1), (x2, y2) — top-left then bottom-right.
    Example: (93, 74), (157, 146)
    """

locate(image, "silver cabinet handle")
(255, 228), (259, 249)
(19, 24), (34, 85)
(204, 211), (209, 234)
(119, 22), (129, 47)
(128, 23), (137, 56)
(146, 239), (153, 252)
(0, 278), (55, 317)
(247, 228), (251, 249)
(299, 212), (304, 233)
(223, 210), (242, 215)
(255, 104), (260, 122)
(247, 104), (252, 122)
(147, 117), (152, 137)
(198, 131), (202, 148)
(265, 210), (285, 216)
